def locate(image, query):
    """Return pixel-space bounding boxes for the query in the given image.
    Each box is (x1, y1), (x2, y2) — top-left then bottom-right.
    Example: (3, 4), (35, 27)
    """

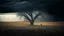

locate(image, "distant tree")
(17, 11), (43, 25)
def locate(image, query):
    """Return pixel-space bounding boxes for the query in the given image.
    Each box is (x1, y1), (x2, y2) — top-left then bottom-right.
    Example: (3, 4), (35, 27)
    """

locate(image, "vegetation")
(17, 11), (45, 25)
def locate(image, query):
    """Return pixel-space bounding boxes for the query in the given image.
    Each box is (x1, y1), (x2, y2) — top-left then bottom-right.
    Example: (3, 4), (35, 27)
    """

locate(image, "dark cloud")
(0, 0), (59, 12)
(0, 0), (63, 21)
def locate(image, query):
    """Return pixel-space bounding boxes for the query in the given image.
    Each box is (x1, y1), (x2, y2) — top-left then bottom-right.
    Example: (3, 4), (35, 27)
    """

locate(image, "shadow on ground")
(0, 25), (64, 36)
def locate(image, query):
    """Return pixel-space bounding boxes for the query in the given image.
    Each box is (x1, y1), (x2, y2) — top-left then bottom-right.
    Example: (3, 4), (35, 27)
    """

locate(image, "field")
(0, 22), (64, 36)
(0, 21), (64, 26)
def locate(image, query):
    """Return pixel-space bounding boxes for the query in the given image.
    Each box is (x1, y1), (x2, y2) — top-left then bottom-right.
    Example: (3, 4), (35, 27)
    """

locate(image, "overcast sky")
(0, 0), (63, 21)
(0, 12), (55, 22)
(0, 13), (25, 22)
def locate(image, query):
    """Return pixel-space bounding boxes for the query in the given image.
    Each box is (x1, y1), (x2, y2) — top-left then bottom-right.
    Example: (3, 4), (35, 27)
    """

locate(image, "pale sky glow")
(0, 13), (25, 22)
(0, 12), (53, 22)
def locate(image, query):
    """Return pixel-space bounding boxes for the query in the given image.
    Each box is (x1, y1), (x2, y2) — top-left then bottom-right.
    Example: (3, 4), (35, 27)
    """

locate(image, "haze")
(0, 13), (25, 22)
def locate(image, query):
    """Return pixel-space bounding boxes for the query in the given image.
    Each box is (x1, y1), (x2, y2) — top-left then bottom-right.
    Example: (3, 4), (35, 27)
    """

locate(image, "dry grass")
(0, 21), (64, 27)
(1, 22), (64, 36)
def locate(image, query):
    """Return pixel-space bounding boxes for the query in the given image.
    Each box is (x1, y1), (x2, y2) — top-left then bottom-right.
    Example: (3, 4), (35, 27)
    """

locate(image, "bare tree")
(17, 11), (43, 25)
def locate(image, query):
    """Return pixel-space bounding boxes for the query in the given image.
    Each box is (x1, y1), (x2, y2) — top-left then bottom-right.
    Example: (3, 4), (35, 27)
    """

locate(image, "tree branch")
(22, 12), (31, 21)
(33, 12), (42, 21)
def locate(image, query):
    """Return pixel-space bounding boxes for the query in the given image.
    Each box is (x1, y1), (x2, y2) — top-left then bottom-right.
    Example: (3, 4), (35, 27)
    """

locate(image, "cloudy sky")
(0, 13), (25, 22)
(0, 0), (63, 21)
(0, 11), (55, 22)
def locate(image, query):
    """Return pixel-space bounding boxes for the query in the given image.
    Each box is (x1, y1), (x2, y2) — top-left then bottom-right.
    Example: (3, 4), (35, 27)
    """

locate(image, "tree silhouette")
(17, 11), (43, 25)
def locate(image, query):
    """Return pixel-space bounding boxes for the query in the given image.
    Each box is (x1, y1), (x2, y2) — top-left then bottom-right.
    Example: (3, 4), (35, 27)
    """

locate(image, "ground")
(1, 25), (64, 36)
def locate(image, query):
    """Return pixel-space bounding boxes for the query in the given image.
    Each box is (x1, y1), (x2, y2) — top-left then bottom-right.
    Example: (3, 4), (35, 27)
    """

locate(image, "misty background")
(0, 12), (54, 22)
(0, 0), (63, 21)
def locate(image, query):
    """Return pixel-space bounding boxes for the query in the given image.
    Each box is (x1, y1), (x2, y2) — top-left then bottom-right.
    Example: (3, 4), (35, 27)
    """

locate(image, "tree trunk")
(30, 20), (34, 25)
(31, 22), (34, 25)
